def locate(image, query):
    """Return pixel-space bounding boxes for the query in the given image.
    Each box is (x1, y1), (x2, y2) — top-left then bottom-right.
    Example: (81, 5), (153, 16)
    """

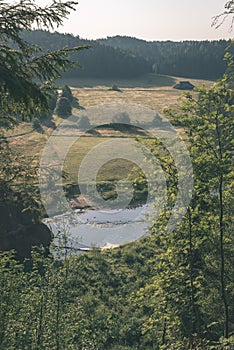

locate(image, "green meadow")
(6, 74), (213, 207)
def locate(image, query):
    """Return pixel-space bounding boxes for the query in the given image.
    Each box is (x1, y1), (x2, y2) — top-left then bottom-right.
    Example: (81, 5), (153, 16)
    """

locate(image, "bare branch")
(212, 0), (234, 31)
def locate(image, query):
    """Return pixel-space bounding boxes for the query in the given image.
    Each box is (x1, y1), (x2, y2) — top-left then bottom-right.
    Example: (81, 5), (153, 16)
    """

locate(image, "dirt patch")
(70, 195), (92, 210)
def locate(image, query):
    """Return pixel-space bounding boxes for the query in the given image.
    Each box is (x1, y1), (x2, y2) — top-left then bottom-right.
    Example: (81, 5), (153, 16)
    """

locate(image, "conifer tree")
(0, 0), (88, 126)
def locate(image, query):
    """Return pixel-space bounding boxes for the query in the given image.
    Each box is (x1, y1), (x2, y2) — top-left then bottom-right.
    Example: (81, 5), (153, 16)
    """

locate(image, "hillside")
(21, 30), (230, 80)
(21, 30), (151, 79)
(98, 35), (230, 79)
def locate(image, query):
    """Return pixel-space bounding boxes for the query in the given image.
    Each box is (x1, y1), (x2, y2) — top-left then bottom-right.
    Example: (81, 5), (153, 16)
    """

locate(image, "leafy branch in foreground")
(0, 0), (78, 47)
(0, 0), (89, 125)
(212, 0), (234, 30)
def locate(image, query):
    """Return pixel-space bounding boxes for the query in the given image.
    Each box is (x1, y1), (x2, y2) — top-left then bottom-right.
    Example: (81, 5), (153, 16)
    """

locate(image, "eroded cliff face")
(0, 202), (52, 260)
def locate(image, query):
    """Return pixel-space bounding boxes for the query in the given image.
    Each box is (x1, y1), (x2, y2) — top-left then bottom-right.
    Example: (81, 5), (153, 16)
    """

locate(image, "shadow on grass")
(56, 74), (177, 89)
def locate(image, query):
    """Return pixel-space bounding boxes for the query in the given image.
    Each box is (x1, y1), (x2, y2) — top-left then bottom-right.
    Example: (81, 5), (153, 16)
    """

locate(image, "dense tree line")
(99, 36), (231, 79)
(21, 30), (151, 79)
(21, 30), (231, 80)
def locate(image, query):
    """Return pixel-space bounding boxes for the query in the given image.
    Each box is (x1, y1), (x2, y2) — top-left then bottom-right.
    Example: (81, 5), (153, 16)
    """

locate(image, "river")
(43, 204), (151, 252)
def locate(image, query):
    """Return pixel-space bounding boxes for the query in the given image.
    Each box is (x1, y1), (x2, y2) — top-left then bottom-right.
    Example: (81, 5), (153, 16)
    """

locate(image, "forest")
(22, 30), (230, 80)
(99, 36), (230, 79)
(0, 0), (234, 349)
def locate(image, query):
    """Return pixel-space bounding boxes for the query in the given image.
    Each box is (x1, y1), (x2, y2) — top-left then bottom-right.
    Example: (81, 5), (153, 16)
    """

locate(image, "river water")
(44, 204), (151, 251)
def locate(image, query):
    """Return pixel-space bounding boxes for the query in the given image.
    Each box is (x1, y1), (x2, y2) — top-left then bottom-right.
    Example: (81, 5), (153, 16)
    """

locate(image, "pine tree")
(61, 85), (74, 103)
(55, 97), (72, 118)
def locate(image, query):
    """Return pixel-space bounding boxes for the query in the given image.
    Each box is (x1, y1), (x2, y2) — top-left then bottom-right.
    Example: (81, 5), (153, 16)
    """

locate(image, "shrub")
(55, 97), (72, 118)
(61, 85), (73, 103)
(33, 118), (44, 133)
(110, 84), (122, 92)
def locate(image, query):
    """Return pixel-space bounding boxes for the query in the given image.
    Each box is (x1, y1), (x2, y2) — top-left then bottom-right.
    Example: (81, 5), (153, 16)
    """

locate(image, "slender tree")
(174, 82), (234, 338)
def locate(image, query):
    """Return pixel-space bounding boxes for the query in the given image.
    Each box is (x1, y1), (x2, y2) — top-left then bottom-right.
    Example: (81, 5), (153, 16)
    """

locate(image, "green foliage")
(0, 138), (39, 206)
(21, 30), (231, 81)
(137, 80), (234, 346)
(33, 118), (44, 133)
(61, 85), (74, 102)
(0, 239), (158, 349)
(0, 0), (88, 125)
(0, 2), (233, 349)
(61, 84), (82, 108)
(100, 35), (230, 79)
(47, 90), (59, 112)
(21, 29), (151, 80)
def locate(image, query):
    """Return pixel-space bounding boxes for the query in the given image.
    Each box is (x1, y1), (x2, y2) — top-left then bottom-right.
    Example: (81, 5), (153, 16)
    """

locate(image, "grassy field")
(57, 73), (213, 89)
(5, 74), (214, 208)
(58, 73), (214, 115)
(63, 136), (139, 184)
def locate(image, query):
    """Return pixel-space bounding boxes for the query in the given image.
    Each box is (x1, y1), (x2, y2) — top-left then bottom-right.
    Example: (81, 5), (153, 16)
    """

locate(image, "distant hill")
(21, 30), (151, 79)
(21, 30), (230, 80)
(98, 35), (230, 79)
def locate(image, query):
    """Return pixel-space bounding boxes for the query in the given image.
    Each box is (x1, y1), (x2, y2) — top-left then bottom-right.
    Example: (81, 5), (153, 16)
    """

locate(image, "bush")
(33, 118), (44, 133)
(110, 84), (122, 92)
(61, 85), (84, 109)
(55, 97), (72, 118)
(61, 85), (73, 103)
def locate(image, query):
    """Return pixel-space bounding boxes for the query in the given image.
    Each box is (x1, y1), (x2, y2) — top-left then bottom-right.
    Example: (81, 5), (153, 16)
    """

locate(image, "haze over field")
(35, 0), (232, 41)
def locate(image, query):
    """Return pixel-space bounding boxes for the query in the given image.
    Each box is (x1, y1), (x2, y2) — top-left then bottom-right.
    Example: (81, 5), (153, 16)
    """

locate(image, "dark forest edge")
(22, 30), (232, 80)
